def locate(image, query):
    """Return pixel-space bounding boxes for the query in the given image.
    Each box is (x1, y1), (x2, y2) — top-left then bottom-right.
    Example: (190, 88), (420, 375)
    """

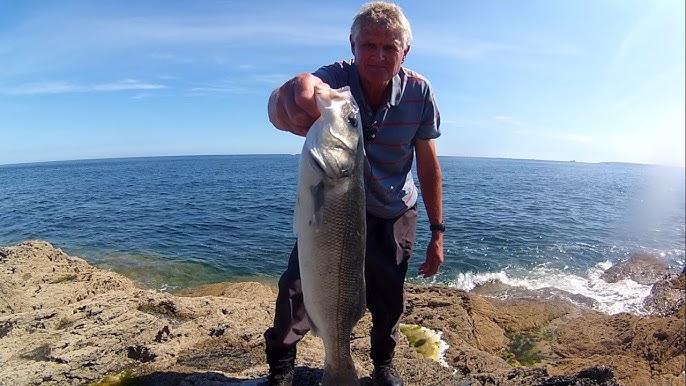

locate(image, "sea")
(1, 155), (684, 315)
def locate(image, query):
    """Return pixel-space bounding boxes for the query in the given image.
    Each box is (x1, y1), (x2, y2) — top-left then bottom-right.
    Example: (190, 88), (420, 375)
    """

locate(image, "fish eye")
(348, 116), (358, 127)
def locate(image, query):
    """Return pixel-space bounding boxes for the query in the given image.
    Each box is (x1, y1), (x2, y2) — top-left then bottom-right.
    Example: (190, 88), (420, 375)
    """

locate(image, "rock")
(0, 241), (275, 385)
(644, 271), (686, 316)
(554, 306), (686, 385)
(1, 241), (684, 386)
(600, 251), (671, 285)
(471, 281), (600, 310)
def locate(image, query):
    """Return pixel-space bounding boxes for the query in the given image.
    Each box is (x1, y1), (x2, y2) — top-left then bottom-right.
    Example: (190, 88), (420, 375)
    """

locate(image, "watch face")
(430, 224), (445, 232)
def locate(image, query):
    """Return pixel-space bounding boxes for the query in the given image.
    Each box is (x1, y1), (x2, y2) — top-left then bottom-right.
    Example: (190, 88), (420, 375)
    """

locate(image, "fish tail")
(321, 360), (358, 386)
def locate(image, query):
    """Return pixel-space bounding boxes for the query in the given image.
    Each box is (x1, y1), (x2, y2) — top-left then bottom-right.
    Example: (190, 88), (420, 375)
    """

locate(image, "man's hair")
(351, 1), (413, 49)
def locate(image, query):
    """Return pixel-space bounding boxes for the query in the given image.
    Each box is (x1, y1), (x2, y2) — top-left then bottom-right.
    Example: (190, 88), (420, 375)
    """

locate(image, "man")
(264, 2), (444, 385)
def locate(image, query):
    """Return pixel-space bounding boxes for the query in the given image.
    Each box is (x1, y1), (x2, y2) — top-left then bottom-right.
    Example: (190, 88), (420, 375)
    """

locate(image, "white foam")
(450, 261), (654, 315)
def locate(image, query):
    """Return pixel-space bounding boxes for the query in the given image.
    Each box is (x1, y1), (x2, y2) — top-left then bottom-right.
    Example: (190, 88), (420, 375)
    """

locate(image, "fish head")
(307, 85), (362, 180)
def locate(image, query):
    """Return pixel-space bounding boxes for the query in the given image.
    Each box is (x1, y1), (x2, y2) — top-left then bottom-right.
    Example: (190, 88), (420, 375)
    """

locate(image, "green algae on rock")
(89, 369), (138, 386)
(399, 323), (449, 366)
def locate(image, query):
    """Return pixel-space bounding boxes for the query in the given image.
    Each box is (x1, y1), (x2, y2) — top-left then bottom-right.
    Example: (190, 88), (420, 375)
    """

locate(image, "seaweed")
(502, 327), (557, 367)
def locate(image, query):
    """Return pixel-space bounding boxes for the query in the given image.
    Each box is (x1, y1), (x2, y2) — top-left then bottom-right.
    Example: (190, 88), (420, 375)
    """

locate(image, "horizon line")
(1, 153), (682, 169)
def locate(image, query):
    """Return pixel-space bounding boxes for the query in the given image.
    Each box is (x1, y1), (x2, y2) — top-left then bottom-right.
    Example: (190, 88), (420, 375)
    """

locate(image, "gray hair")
(350, 1), (413, 49)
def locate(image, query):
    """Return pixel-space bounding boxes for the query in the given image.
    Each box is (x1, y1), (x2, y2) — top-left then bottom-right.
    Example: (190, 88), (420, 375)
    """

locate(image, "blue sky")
(1, 0), (684, 166)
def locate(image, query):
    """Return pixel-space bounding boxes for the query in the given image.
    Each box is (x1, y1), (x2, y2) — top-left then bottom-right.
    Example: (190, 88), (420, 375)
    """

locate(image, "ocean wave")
(446, 261), (659, 315)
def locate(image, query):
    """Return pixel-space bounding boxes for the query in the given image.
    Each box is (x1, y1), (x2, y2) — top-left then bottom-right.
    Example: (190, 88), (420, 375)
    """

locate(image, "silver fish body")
(294, 85), (366, 386)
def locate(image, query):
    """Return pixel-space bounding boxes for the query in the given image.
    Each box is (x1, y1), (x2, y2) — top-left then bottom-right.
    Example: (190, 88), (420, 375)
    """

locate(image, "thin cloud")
(494, 115), (595, 144)
(513, 127), (595, 144)
(0, 5), (351, 81)
(186, 81), (252, 96)
(493, 115), (523, 126)
(3, 81), (81, 95)
(147, 52), (193, 63)
(5, 6), (348, 50)
(93, 79), (166, 92)
(550, 132), (595, 144)
(414, 35), (516, 61)
(3, 79), (166, 95)
(253, 73), (292, 85)
(616, 2), (664, 60)
(610, 0), (683, 73)
(414, 30), (583, 62)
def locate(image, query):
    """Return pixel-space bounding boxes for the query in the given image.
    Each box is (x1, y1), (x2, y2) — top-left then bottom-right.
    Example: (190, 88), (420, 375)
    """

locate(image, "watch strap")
(430, 223), (446, 232)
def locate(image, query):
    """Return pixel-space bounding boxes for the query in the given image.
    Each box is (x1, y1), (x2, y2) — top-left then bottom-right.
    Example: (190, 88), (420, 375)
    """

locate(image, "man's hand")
(418, 235), (444, 277)
(268, 73), (324, 136)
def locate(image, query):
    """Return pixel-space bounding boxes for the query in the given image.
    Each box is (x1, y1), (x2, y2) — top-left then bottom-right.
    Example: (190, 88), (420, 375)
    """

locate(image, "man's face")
(351, 25), (409, 87)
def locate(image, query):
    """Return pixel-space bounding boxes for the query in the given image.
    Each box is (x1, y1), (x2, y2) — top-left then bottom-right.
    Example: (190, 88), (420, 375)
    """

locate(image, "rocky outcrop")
(600, 252), (671, 285)
(0, 240), (277, 385)
(1, 241), (684, 386)
(644, 271), (686, 316)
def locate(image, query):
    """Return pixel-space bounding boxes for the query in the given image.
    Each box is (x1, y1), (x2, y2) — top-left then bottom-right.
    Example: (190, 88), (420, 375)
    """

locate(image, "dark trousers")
(264, 206), (418, 365)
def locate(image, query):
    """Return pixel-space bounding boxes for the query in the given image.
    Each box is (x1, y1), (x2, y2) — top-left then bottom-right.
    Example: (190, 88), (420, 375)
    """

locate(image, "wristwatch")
(430, 223), (446, 233)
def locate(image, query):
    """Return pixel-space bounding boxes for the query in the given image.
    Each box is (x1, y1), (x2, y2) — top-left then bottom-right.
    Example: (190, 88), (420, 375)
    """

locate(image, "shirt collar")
(390, 70), (403, 107)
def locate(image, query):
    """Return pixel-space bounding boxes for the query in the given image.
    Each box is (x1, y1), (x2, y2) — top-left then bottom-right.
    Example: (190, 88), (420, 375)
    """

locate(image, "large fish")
(294, 84), (366, 386)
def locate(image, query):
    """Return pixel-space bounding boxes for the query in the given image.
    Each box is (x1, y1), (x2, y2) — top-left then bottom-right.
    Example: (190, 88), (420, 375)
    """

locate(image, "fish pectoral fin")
(293, 196), (301, 236)
(307, 314), (321, 337)
(308, 182), (325, 227)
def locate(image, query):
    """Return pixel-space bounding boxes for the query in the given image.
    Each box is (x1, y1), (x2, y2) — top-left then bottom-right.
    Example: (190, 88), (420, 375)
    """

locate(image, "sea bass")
(294, 84), (366, 386)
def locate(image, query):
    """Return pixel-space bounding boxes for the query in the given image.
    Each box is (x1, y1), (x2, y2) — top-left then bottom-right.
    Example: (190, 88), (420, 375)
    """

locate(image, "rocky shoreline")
(1, 241), (684, 386)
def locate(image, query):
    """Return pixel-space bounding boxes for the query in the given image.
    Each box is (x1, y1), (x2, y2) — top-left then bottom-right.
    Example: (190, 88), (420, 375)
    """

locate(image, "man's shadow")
(120, 367), (374, 385)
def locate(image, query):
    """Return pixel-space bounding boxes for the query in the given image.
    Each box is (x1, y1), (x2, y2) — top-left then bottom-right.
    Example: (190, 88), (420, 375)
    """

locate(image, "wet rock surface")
(1, 241), (684, 386)
(600, 252), (671, 285)
(643, 271), (686, 316)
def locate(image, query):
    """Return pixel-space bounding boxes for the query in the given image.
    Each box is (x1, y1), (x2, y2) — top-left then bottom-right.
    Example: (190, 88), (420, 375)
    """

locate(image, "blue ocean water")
(1, 155), (684, 314)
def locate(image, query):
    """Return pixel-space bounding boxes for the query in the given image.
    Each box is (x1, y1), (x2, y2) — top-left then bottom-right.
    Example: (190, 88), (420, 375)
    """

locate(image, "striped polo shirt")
(314, 60), (441, 219)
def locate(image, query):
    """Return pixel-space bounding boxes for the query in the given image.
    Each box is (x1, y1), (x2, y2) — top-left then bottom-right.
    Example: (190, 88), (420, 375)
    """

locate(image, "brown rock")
(1, 241), (684, 386)
(644, 272), (686, 316)
(554, 306), (685, 386)
(600, 252), (671, 285)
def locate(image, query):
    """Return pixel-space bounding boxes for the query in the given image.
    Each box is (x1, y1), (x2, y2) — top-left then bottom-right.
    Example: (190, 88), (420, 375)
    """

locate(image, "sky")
(0, 0), (684, 167)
